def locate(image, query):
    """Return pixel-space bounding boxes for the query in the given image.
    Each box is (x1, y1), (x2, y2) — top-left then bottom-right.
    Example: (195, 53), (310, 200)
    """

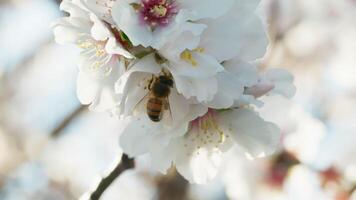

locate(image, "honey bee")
(146, 75), (174, 122)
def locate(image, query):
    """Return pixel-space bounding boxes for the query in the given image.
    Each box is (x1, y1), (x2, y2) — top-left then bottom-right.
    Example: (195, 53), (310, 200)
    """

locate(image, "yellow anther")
(90, 61), (102, 70)
(78, 39), (106, 57)
(95, 46), (106, 57)
(193, 47), (205, 53)
(151, 5), (167, 17)
(78, 41), (94, 49)
(180, 50), (198, 66)
(208, 118), (225, 144)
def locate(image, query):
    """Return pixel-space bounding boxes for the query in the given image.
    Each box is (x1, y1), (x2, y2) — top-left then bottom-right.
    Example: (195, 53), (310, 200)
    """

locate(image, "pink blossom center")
(139, 0), (178, 28)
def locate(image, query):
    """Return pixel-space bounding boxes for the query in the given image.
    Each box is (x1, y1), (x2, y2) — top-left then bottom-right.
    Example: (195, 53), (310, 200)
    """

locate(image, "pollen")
(186, 109), (228, 154)
(78, 40), (94, 49)
(150, 5), (168, 17)
(180, 50), (198, 66)
(200, 115), (225, 144)
(139, 0), (178, 28)
(95, 44), (106, 57)
(193, 47), (205, 53)
(78, 39), (107, 57)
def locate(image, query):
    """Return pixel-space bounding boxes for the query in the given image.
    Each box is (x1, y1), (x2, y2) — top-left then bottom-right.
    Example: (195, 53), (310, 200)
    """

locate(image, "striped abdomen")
(147, 97), (164, 122)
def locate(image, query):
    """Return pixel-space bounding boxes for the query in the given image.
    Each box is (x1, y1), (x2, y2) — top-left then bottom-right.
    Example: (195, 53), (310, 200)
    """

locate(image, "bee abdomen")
(147, 98), (163, 122)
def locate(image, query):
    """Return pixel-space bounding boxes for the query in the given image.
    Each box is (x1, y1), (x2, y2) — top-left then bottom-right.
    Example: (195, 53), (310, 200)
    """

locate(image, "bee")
(145, 75), (174, 122)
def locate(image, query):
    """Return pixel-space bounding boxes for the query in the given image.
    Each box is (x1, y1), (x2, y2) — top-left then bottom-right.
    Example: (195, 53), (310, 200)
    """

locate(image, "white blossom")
(53, 0), (296, 184)
(53, 0), (132, 111)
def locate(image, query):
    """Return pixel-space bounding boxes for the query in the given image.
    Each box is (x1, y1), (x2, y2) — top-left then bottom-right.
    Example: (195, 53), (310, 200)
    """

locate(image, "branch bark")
(90, 154), (135, 200)
(51, 105), (86, 137)
(156, 168), (189, 200)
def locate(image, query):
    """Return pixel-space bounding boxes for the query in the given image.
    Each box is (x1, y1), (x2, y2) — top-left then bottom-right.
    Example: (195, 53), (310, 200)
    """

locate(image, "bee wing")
(132, 92), (150, 116)
(162, 97), (174, 126)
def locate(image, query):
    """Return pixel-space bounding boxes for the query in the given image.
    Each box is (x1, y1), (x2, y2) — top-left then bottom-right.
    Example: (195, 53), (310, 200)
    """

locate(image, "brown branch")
(156, 168), (189, 200)
(51, 105), (87, 137)
(90, 154), (135, 200)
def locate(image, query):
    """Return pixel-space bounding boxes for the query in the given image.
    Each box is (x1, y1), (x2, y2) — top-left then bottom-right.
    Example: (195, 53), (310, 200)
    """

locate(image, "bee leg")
(147, 75), (154, 90)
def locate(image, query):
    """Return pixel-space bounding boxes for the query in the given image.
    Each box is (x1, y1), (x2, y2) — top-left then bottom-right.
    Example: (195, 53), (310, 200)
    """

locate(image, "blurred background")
(0, 0), (356, 199)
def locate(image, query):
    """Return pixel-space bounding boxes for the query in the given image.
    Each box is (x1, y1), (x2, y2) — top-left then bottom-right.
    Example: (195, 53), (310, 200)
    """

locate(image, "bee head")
(158, 75), (174, 87)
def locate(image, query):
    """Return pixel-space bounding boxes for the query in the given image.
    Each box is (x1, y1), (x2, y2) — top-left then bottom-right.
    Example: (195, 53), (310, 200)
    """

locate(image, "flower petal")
(179, 0), (234, 20)
(90, 13), (112, 41)
(223, 58), (259, 87)
(262, 69), (297, 98)
(206, 71), (244, 109)
(175, 142), (222, 184)
(200, 5), (268, 62)
(173, 75), (218, 102)
(77, 59), (123, 111)
(119, 115), (172, 157)
(112, 0), (153, 47)
(105, 37), (133, 58)
(220, 108), (281, 158)
(168, 52), (224, 78)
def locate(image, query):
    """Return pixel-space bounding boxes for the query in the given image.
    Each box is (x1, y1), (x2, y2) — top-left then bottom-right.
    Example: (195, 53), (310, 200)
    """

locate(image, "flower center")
(190, 109), (226, 144)
(77, 39), (107, 57)
(180, 48), (205, 67)
(150, 5), (167, 17)
(77, 38), (112, 76)
(138, 0), (178, 28)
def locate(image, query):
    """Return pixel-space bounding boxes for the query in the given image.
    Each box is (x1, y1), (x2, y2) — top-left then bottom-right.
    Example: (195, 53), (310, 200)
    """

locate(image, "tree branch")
(156, 168), (189, 200)
(51, 105), (86, 137)
(90, 154), (135, 200)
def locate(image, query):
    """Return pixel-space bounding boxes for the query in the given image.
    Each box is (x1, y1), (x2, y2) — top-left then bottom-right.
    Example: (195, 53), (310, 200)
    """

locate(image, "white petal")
(200, 7), (268, 62)
(123, 54), (162, 75)
(53, 22), (82, 44)
(174, 75), (218, 102)
(179, 0), (234, 20)
(233, 0), (262, 15)
(77, 59), (122, 111)
(60, 0), (89, 18)
(149, 141), (178, 174)
(150, 136), (223, 184)
(158, 22), (206, 56)
(78, 51), (112, 78)
(112, 0), (153, 47)
(90, 13), (112, 41)
(220, 108), (281, 158)
(115, 54), (162, 115)
(233, 94), (264, 107)
(77, 71), (99, 105)
(119, 112), (190, 157)
(105, 37), (133, 58)
(119, 116), (171, 157)
(175, 143), (222, 184)
(207, 71), (244, 109)
(169, 89), (190, 126)
(77, 71), (118, 111)
(223, 58), (259, 86)
(116, 72), (150, 116)
(115, 54), (161, 94)
(168, 52), (224, 78)
(82, 0), (117, 24)
(244, 83), (275, 98)
(262, 69), (297, 98)
(53, 18), (91, 44)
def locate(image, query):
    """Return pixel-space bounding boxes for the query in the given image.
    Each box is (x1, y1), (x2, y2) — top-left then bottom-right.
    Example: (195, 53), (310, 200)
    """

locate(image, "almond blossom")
(52, 0), (132, 111)
(53, 0), (296, 185)
(117, 65), (295, 183)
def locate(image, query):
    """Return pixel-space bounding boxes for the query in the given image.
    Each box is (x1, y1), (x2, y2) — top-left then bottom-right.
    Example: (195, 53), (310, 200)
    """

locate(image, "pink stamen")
(139, 0), (178, 28)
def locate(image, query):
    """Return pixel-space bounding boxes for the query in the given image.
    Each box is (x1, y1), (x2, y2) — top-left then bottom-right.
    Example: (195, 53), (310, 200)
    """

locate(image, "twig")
(156, 168), (189, 200)
(51, 105), (87, 137)
(90, 154), (135, 200)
